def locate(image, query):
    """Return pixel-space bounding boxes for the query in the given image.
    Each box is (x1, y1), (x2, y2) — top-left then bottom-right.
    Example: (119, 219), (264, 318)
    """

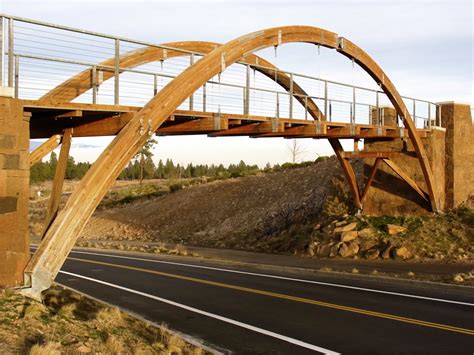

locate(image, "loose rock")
(359, 239), (378, 252)
(365, 248), (380, 260)
(358, 227), (377, 239)
(340, 231), (358, 242)
(339, 241), (359, 257)
(334, 222), (357, 235)
(387, 224), (407, 235)
(393, 246), (412, 260)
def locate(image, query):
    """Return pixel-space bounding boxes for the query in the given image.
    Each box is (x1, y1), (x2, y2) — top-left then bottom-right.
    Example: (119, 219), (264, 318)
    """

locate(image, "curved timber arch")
(24, 26), (439, 299)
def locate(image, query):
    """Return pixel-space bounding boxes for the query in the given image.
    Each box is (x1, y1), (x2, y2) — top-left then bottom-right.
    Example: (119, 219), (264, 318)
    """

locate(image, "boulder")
(317, 243), (332, 257)
(360, 239), (378, 252)
(329, 243), (340, 257)
(381, 244), (394, 259)
(393, 246), (412, 260)
(334, 222), (357, 235)
(387, 224), (407, 235)
(365, 248), (380, 260)
(340, 231), (358, 242)
(307, 241), (319, 257)
(339, 241), (359, 257)
(358, 227), (377, 239)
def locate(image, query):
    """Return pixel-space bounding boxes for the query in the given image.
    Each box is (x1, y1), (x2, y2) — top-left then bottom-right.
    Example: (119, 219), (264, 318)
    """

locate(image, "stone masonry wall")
(362, 128), (446, 215)
(362, 102), (473, 215)
(439, 102), (474, 208)
(0, 97), (30, 287)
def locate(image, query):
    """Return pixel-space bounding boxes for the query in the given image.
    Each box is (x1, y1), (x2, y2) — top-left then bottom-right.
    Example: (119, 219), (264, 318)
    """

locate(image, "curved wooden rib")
(24, 26), (438, 299)
(41, 41), (323, 119)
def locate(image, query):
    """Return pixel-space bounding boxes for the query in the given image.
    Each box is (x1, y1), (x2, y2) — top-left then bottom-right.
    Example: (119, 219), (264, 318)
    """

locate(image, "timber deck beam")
(24, 100), (429, 140)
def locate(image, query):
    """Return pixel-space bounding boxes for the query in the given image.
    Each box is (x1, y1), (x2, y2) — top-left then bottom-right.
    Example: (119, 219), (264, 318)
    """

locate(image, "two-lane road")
(45, 248), (473, 354)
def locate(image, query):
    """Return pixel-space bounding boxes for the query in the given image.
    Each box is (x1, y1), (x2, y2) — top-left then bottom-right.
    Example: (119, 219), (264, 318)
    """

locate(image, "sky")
(2, 0), (473, 166)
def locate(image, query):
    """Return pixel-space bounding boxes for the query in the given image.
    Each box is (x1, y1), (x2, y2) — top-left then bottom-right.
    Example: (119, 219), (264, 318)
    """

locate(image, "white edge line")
(60, 249), (474, 307)
(59, 270), (340, 355)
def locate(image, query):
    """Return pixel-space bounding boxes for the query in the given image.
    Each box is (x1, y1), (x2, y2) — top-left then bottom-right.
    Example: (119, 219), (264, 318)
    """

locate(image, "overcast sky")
(2, 0), (472, 166)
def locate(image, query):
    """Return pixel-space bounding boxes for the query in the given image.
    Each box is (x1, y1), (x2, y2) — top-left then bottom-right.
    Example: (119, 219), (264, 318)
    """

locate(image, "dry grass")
(29, 342), (61, 355)
(0, 286), (212, 354)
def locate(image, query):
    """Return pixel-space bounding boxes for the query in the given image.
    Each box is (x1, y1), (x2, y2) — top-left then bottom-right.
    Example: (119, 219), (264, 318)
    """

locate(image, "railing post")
(114, 38), (120, 105)
(0, 16), (4, 86)
(91, 66), (97, 104)
(428, 102), (431, 127)
(189, 54), (194, 110)
(375, 91), (380, 125)
(276, 92), (280, 118)
(413, 99), (416, 128)
(8, 17), (13, 88)
(324, 80), (328, 119)
(289, 73), (293, 118)
(352, 86), (356, 124)
(329, 100), (332, 121)
(304, 95), (308, 120)
(153, 74), (158, 95)
(14, 54), (18, 98)
(244, 64), (250, 115)
(203, 83), (207, 112)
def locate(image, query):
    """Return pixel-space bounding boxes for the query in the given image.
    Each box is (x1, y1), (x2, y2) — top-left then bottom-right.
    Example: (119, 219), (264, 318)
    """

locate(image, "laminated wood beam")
(329, 138), (362, 209)
(382, 158), (429, 202)
(41, 128), (72, 239)
(360, 158), (381, 203)
(30, 135), (62, 166)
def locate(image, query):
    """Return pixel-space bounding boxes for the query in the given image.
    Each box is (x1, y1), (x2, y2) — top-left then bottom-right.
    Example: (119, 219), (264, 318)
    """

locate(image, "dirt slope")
(81, 157), (353, 251)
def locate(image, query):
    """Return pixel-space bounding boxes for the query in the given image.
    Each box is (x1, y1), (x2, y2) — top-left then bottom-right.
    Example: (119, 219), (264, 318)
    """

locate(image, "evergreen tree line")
(30, 152), (91, 183)
(30, 152), (262, 183)
(118, 158), (260, 180)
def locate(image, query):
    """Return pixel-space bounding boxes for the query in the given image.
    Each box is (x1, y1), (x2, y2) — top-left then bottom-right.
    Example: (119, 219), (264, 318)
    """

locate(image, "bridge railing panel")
(0, 14), (443, 131)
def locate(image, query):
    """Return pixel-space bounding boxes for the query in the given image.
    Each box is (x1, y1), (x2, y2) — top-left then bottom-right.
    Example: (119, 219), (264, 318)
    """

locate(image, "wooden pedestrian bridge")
(0, 14), (460, 299)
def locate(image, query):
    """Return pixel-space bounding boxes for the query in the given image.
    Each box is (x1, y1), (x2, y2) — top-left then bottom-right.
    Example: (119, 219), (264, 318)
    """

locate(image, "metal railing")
(0, 13), (443, 129)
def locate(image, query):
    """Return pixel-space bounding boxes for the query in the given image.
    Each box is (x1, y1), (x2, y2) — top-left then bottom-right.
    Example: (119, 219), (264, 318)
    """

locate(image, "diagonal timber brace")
(30, 134), (63, 166)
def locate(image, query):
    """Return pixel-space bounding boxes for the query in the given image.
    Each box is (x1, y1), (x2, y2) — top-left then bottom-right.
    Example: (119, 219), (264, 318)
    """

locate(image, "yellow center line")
(68, 256), (474, 336)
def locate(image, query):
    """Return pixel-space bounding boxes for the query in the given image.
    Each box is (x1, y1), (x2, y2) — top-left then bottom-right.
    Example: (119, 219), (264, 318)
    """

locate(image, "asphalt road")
(47, 248), (473, 354)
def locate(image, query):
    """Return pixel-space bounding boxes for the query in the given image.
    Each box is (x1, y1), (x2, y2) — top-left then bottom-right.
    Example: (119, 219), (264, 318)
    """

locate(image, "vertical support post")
(244, 64), (250, 115)
(153, 74), (158, 96)
(203, 83), (207, 112)
(8, 17), (13, 88)
(304, 95), (308, 120)
(276, 92), (280, 118)
(375, 91), (380, 125)
(14, 54), (18, 98)
(189, 54), (194, 110)
(0, 16), (4, 86)
(324, 80), (328, 120)
(329, 100), (332, 121)
(413, 99), (416, 128)
(289, 73), (294, 118)
(91, 66), (97, 104)
(114, 38), (120, 105)
(41, 128), (73, 239)
(352, 86), (356, 124)
(428, 102), (431, 127)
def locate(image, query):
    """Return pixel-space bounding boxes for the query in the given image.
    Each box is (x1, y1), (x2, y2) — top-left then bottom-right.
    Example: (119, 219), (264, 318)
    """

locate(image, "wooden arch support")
(23, 26), (438, 299)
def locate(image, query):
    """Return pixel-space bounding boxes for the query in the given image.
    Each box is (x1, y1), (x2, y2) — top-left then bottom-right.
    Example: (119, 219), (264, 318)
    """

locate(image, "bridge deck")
(24, 100), (429, 140)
